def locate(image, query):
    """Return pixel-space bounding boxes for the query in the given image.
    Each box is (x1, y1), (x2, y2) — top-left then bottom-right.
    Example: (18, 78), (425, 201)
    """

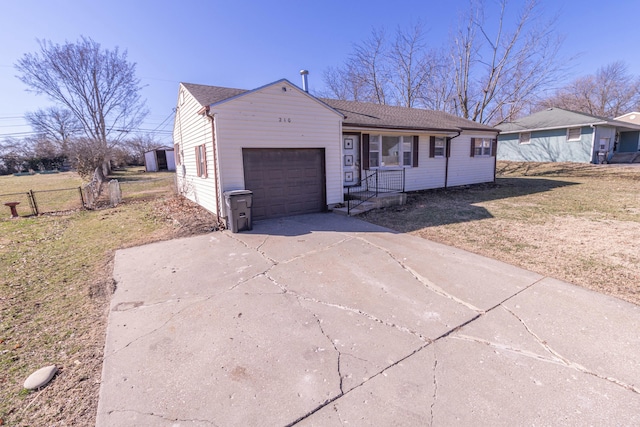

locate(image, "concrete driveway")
(96, 213), (640, 426)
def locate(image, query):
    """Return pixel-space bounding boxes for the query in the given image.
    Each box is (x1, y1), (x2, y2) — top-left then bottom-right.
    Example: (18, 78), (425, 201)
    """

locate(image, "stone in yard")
(23, 365), (58, 390)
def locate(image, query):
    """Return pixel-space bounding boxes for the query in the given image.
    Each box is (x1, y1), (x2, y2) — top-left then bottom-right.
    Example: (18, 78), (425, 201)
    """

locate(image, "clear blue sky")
(1, 0), (639, 145)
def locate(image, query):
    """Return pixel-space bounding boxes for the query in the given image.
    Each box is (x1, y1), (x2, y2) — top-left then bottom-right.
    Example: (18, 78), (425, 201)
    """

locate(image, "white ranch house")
(172, 79), (498, 222)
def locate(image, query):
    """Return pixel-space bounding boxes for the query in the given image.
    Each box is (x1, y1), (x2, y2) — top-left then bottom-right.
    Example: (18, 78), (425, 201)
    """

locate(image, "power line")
(149, 109), (176, 133)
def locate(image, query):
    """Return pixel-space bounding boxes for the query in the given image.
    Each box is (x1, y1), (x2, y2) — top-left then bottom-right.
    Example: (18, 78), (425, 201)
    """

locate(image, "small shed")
(144, 147), (176, 172)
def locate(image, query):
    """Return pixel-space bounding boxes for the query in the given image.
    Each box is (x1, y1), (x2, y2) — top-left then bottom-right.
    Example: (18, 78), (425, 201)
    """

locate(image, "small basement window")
(519, 132), (531, 144)
(567, 127), (581, 141)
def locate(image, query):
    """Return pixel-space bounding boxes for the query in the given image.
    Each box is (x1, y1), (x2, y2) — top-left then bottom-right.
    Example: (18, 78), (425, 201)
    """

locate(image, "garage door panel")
(243, 148), (326, 220)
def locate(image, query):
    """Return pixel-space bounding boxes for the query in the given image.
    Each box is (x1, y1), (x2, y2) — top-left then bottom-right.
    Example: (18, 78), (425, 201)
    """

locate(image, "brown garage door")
(243, 148), (326, 220)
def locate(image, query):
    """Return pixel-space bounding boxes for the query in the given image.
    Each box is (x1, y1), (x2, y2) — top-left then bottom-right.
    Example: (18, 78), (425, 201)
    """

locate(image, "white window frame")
(195, 144), (207, 178)
(433, 137), (445, 157)
(567, 127), (581, 141)
(370, 134), (414, 168)
(474, 138), (492, 156)
(519, 132), (531, 145)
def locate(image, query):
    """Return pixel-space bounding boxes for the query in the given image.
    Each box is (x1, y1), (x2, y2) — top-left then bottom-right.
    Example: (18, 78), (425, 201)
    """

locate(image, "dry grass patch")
(362, 161), (640, 305)
(0, 171), (217, 426)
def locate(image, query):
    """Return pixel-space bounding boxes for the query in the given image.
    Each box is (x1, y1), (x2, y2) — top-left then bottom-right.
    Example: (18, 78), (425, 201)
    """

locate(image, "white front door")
(343, 134), (360, 186)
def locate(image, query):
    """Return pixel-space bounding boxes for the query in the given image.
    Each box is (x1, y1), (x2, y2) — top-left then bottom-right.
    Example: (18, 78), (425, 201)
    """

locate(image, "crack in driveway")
(502, 305), (640, 395)
(106, 409), (219, 426)
(355, 236), (483, 313)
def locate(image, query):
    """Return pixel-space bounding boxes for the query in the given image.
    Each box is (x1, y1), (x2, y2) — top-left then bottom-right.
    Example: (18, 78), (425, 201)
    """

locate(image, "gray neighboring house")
(498, 108), (640, 164)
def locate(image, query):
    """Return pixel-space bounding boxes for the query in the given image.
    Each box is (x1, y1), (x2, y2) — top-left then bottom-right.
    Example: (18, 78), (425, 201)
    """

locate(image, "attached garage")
(243, 148), (326, 220)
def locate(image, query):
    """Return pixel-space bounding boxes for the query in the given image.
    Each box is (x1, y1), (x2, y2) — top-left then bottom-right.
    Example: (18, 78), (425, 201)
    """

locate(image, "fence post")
(82, 183), (94, 209)
(78, 186), (85, 208)
(28, 190), (39, 216)
(109, 179), (122, 207)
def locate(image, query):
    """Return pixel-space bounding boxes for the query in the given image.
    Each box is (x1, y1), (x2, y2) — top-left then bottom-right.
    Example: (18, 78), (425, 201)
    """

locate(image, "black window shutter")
(429, 136), (435, 158)
(446, 137), (451, 158)
(470, 138), (476, 157)
(362, 134), (370, 170)
(491, 138), (497, 157)
(413, 135), (419, 167)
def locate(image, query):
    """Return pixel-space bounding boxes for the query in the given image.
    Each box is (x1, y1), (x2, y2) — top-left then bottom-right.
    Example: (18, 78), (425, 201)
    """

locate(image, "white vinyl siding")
(212, 82), (343, 214)
(172, 85), (219, 215)
(403, 135), (446, 191)
(448, 133), (496, 187)
(358, 132), (496, 191)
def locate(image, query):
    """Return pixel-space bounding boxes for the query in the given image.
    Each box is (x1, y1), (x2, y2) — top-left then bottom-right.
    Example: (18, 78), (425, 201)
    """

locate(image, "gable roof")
(181, 82), (247, 106)
(615, 111), (640, 125)
(181, 80), (342, 118)
(499, 107), (640, 133)
(180, 81), (496, 133)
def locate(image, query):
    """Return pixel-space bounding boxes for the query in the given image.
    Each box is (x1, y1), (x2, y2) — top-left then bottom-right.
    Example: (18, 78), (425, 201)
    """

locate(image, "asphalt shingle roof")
(180, 82), (496, 133)
(498, 107), (640, 133)
(320, 98), (494, 132)
(181, 82), (247, 106)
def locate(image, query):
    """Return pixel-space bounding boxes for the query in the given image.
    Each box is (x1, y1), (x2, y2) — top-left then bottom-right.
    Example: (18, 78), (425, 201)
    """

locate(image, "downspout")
(590, 124), (597, 164)
(445, 131), (462, 188)
(493, 131), (500, 183)
(204, 106), (223, 225)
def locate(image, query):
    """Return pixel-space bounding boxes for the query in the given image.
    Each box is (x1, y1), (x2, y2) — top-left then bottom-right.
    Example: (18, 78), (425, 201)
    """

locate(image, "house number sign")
(279, 117), (292, 123)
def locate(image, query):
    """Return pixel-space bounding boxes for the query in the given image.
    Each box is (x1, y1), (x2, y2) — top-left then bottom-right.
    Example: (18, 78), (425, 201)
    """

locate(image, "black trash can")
(224, 190), (253, 233)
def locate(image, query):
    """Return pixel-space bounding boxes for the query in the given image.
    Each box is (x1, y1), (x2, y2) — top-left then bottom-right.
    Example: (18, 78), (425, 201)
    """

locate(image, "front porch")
(333, 169), (407, 216)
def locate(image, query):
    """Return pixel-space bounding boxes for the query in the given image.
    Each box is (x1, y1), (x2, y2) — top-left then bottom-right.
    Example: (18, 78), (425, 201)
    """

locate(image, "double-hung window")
(471, 138), (495, 157)
(195, 144), (207, 177)
(434, 137), (445, 157)
(369, 134), (414, 167)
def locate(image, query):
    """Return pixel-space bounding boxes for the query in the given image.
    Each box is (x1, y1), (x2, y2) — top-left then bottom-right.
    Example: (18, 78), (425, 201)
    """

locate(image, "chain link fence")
(1, 176), (175, 218)
(0, 187), (84, 217)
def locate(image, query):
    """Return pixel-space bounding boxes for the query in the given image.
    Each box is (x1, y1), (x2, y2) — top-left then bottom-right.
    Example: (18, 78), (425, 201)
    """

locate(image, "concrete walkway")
(96, 213), (640, 426)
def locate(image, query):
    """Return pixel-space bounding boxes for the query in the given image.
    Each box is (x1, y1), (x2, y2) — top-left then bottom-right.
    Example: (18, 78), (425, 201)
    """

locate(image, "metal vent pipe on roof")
(300, 70), (309, 92)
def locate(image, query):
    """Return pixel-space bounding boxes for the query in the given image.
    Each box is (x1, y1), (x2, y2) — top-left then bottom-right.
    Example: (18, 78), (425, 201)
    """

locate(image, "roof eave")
(499, 122), (606, 134)
(342, 123), (462, 133)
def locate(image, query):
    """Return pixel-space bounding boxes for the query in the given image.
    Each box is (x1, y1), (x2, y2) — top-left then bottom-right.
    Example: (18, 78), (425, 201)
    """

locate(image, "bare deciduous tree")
(25, 106), (82, 154)
(323, 24), (441, 108)
(537, 61), (640, 118)
(15, 36), (147, 182)
(449, 0), (565, 125)
(323, 2), (563, 122)
(322, 28), (390, 104)
(388, 23), (435, 107)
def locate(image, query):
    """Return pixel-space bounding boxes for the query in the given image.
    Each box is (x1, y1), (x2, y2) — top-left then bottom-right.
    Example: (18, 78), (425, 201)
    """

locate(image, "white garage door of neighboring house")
(242, 148), (326, 220)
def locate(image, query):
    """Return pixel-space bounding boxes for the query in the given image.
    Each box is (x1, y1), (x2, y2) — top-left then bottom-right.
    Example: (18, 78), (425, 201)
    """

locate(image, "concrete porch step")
(333, 192), (408, 216)
(332, 200), (377, 216)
